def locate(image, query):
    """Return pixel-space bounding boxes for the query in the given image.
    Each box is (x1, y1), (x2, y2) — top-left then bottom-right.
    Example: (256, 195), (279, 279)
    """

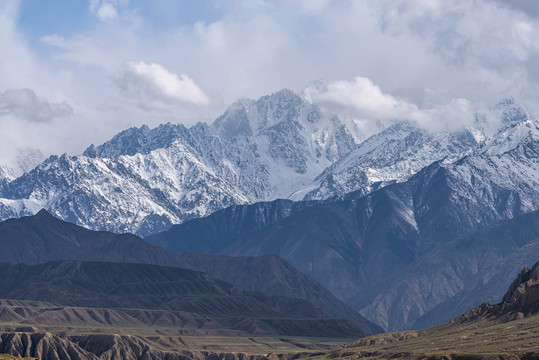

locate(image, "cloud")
(305, 77), (419, 121)
(0, 89), (73, 122)
(491, 0), (539, 19)
(114, 61), (210, 108)
(2, 0), (539, 167)
(304, 77), (475, 134)
(96, 3), (118, 20)
(89, 0), (128, 21)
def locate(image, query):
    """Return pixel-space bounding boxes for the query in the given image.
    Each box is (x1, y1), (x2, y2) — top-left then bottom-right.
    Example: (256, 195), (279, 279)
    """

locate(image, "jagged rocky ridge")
(148, 118), (539, 331)
(0, 90), (358, 236)
(0, 90), (517, 237)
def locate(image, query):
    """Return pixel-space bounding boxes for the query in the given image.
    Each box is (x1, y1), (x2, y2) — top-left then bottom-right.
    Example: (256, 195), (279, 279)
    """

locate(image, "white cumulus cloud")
(305, 77), (419, 121)
(115, 61), (210, 109)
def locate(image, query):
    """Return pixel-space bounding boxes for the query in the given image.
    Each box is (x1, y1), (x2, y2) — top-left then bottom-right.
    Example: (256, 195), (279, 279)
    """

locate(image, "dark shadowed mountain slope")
(149, 179), (425, 301)
(352, 209), (539, 331)
(175, 253), (383, 334)
(0, 209), (180, 266)
(0, 260), (368, 338)
(0, 211), (379, 333)
(146, 199), (316, 254)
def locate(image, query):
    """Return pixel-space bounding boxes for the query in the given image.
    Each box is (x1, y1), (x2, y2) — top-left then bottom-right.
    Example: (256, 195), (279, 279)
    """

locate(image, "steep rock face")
(502, 261), (539, 310)
(0, 166), (14, 189)
(354, 210), (539, 331)
(0, 90), (358, 236)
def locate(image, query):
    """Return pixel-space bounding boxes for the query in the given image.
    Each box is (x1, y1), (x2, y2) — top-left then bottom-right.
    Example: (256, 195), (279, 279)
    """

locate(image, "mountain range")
(0, 91), (525, 237)
(0, 88), (537, 335)
(0, 260), (368, 337)
(0, 259), (369, 360)
(0, 90), (358, 236)
(146, 116), (539, 331)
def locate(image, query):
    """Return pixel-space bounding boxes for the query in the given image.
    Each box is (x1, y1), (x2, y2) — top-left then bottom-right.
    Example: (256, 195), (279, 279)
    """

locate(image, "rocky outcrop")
(454, 261), (539, 323)
(0, 332), (98, 360)
(502, 261), (539, 311)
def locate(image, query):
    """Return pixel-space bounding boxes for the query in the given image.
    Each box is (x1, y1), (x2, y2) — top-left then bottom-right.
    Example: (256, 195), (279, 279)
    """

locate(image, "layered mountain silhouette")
(0, 260), (367, 338)
(2, 260), (539, 359)
(0, 259), (368, 360)
(0, 210), (380, 334)
(0, 90), (536, 337)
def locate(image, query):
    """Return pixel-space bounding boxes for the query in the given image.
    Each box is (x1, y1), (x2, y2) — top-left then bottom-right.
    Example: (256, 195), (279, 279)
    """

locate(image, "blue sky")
(18, 1), (223, 40)
(1, 0), (539, 169)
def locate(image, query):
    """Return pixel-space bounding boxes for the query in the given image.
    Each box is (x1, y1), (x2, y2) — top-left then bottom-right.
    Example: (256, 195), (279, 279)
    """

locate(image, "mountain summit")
(0, 89), (359, 235)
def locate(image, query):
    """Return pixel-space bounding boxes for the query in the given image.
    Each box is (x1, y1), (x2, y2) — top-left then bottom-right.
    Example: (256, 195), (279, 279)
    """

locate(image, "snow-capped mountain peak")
(0, 89), (358, 235)
(0, 91), (532, 237)
(302, 120), (480, 200)
(83, 122), (192, 158)
(481, 119), (539, 156)
(495, 97), (529, 125)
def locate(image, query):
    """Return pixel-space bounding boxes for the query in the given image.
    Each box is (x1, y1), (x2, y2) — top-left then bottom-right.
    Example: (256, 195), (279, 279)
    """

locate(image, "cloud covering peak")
(0, 89), (73, 123)
(304, 78), (475, 135)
